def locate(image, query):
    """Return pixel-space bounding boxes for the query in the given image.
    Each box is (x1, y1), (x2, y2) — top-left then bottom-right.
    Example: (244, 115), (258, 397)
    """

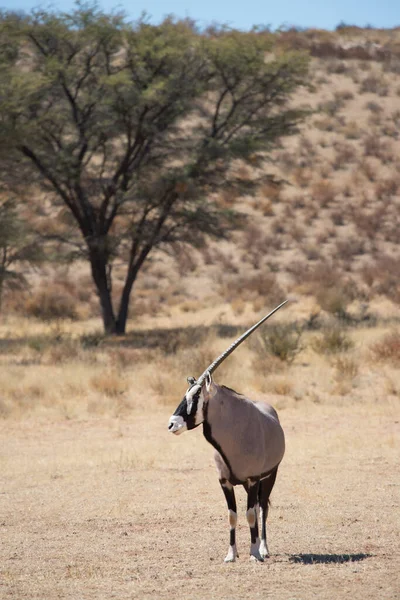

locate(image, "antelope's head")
(168, 372), (216, 435)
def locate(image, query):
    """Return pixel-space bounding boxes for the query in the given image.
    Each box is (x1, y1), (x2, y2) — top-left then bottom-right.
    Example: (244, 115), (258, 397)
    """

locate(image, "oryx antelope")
(168, 300), (287, 562)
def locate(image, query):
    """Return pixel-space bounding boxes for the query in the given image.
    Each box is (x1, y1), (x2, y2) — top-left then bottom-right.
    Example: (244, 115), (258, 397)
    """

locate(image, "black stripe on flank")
(203, 403), (241, 486)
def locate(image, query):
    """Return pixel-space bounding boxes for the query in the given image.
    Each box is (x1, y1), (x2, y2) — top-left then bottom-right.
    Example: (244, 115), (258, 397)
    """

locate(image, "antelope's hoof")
(259, 542), (270, 559)
(224, 549), (239, 563)
(250, 553), (264, 563)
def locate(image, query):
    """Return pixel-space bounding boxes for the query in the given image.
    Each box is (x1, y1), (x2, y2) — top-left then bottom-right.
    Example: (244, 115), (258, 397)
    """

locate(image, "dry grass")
(0, 313), (400, 599)
(370, 331), (400, 365)
(0, 399), (399, 600)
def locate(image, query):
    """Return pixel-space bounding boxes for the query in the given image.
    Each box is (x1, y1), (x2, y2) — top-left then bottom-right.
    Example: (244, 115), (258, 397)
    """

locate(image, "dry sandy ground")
(0, 400), (399, 600)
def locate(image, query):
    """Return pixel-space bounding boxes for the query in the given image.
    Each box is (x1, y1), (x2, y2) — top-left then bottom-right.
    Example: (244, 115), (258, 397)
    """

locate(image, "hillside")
(3, 26), (399, 332)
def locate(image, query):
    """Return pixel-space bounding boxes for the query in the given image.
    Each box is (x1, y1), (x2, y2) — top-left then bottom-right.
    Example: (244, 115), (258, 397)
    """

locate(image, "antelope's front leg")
(220, 479), (239, 563)
(245, 480), (263, 562)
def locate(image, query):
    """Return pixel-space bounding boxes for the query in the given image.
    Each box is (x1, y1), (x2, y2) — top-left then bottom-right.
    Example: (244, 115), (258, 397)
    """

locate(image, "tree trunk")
(115, 248), (151, 335)
(88, 248), (117, 334)
(115, 268), (138, 335)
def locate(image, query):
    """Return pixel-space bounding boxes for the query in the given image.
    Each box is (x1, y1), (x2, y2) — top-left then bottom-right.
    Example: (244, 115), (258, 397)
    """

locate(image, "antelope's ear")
(205, 371), (213, 392)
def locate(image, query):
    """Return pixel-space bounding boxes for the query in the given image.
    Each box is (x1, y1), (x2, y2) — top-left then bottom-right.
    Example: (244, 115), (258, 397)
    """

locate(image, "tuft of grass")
(370, 332), (400, 364)
(312, 327), (354, 354)
(254, 324), (303, 364)
(332, 355), (359, 380)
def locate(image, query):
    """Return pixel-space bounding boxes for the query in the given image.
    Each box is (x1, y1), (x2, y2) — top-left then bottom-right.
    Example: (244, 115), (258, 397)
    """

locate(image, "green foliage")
(0, 197), (44, 310)
(0, 5), (310, 332)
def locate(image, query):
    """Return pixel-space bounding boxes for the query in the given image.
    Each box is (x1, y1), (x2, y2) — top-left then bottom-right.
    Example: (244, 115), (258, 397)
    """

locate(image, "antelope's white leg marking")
(259, 505), (269, 558)
(247, 506), (264, 562)
(224, 544), (238, 563)
(225, 509), (238, 563)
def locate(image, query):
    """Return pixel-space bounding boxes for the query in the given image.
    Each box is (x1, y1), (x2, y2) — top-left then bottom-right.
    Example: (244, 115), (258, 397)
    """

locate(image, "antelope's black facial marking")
(182, 384), (202, 430)
(168, 383), (203, 434)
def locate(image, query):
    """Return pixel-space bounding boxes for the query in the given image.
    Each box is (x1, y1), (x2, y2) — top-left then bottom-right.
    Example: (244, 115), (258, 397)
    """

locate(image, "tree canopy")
(0, 4), (309, 333)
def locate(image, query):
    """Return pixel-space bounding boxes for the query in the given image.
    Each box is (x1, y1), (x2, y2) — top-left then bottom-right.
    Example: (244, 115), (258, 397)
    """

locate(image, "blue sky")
(1, 0), (399, 31)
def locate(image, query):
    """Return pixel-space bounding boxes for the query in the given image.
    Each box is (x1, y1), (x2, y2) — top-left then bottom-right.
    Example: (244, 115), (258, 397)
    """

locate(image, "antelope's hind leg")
(220, 479), (239, 562)
(259, 467), (278, 559)
(244, 480), (263, 562)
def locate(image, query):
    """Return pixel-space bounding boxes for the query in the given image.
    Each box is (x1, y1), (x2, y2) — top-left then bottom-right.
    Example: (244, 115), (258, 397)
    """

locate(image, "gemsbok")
(168, 300), (287, 562)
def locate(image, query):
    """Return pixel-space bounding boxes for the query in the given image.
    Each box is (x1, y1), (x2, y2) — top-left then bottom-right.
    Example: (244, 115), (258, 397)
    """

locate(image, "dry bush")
(318, 98), (342, 117)
(25, 285), (79, 321)
(251, 196), (274, 216)
(259, 181), (282, 204)
(361, 256), (400, 302)
(207, 247), (239, 273)
(341, 121), (362, 140)
(332, 141), (356, 169)
(365, 100), (383, 113)
(290, 224), (306, 243)
(314, 116), (336, 132)
(293, 167), (313, 188)
(277, 150), (297, 173)
(375, 177), (400, 199)
(171, 244), (198, 274)
(311, 179), (336, 207)
(240, 224), (278, 269)
(370, 331), (400, 364)
(359, 74), (388, 95)
(315, 285), (353, 319)
(330, 210), (345, 226)
(215, 188), (239, 209)
(359, 158), (377, 182)
(332, 354), (359, 380)
(363, 134), (387, 160)
(267, 376), (294, 396)
(334, 89), (354, 102)
(312, 327), (354, 354)
(303, 244), (319, 261)
(254, 323), (303, 364)
(355, 210), (382, 240)
(335, 237), (366, 260)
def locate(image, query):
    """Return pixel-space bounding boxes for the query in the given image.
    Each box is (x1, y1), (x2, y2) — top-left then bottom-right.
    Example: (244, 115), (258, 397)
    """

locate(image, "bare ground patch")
(0, 401), (399, 600)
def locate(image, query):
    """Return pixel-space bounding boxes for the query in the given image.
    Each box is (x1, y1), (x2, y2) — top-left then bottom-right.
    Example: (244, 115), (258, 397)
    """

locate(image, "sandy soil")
(0, 400), (399, 600)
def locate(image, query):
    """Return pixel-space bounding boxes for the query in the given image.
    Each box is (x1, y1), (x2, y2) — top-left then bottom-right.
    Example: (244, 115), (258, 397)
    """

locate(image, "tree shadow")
(289, 553), (372, 565)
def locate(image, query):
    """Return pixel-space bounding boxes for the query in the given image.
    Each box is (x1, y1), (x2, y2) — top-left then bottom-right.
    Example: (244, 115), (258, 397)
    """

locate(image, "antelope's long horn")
(196, 299), (289, 386)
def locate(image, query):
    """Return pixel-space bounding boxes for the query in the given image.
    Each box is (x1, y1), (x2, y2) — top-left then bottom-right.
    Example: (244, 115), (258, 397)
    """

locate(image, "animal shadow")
(289, 553), (372, 565)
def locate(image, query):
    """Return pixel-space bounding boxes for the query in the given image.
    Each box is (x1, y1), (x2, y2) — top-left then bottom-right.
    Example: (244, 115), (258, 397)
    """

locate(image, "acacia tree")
(0, 5), (309, 334)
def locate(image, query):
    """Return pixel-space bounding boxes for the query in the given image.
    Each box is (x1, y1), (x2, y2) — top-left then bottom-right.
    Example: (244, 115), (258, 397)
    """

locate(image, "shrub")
(332, 142), (356, 169)
(255, 323), (303, 364)
(312, 327), (354, 354)
(359, 74), (388, 95)
(25, 286), (79, 321)
(315, 286), (352, 319)
(342, 121), (362, 139)
(312, 179), (336, 207)
(370, 332), (400, 364)
(332, 355), (359, 379)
